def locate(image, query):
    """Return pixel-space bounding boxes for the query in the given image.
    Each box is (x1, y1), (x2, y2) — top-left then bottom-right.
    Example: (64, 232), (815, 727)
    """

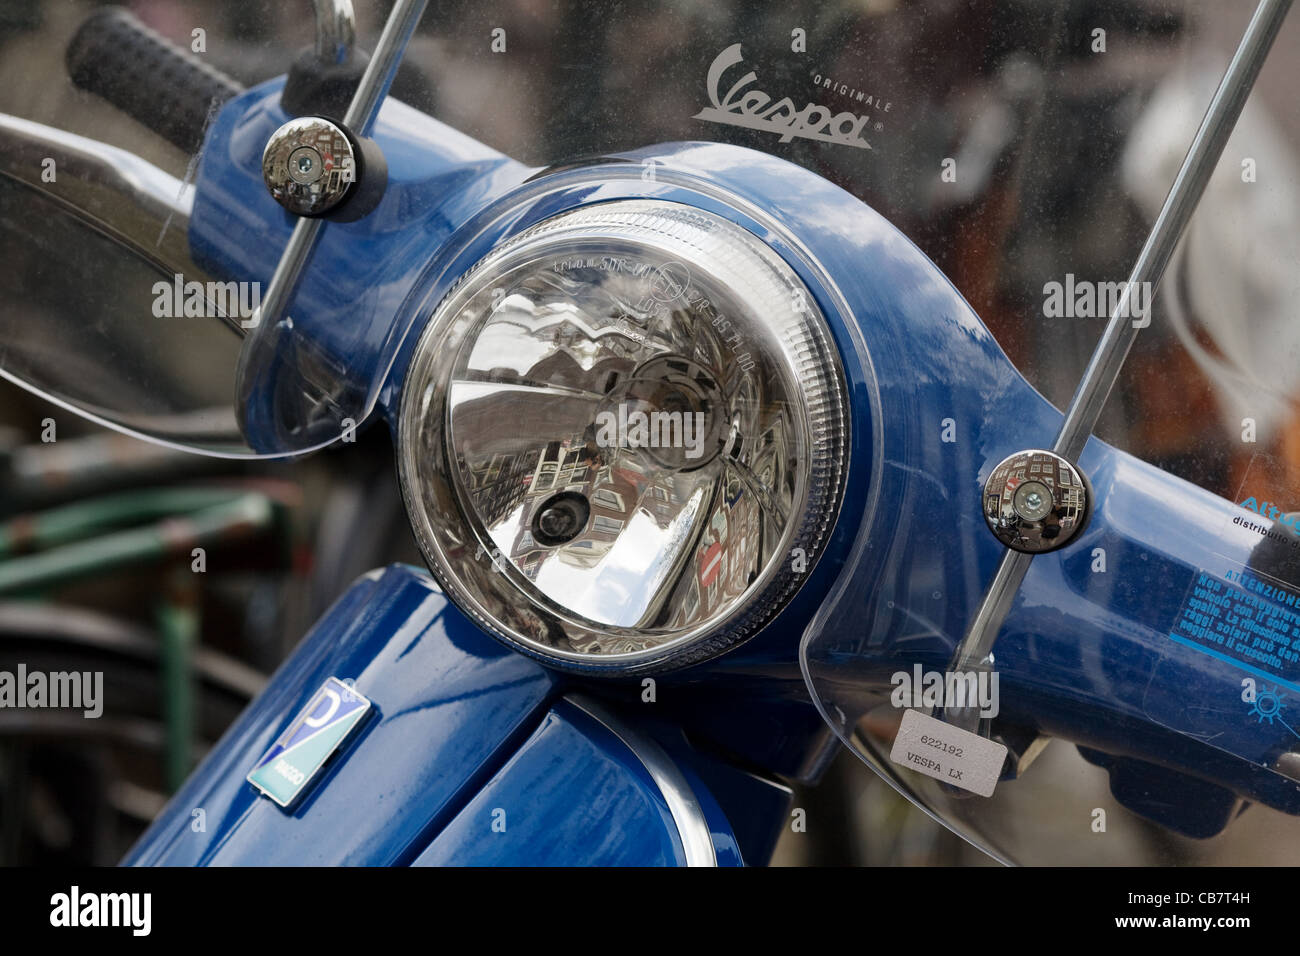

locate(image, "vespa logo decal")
(247, 677), (370, 808)
(694, 44), (874, 150)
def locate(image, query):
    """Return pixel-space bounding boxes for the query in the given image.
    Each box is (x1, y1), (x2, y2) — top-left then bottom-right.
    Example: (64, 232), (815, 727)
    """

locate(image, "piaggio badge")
(247, 677), (371, 808)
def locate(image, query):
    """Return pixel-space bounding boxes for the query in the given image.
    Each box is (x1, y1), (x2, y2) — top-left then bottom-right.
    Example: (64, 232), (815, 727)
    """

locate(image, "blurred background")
(0, 0), (1296, 864)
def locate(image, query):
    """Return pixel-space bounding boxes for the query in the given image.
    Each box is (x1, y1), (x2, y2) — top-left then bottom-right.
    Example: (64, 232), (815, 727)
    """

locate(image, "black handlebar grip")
(66, 8), (245, 154)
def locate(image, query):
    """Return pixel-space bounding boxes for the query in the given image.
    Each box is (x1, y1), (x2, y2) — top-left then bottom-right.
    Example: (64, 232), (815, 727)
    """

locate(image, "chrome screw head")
(287, 146), (323, 184)
(263, 117), (355, 216)
(983, 449), (1090, 553)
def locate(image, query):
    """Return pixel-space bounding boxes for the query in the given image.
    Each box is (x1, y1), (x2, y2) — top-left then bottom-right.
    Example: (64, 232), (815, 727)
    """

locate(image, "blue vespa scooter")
(1, 0), (1295, 865)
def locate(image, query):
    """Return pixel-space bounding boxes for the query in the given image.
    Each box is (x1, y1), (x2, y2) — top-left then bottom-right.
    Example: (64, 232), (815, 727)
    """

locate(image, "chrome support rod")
(246, 0), (428, 336)
(244, 218), (323, 331)
(1054, 0), (1293, 463)
(947, 0), (1292, 697)
(343, 0), (428, 136)
(312, 0), (357, 66)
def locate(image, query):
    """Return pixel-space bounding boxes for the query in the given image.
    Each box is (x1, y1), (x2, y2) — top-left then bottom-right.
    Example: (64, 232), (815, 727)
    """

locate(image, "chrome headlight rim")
(397, 198), (849, 675)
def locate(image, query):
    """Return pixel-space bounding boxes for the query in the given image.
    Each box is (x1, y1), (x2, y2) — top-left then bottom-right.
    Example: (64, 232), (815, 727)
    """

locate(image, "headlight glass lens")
(399, 200), (848, 672)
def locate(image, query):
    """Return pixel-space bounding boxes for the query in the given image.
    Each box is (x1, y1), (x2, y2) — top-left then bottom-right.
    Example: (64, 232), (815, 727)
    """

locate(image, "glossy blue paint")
(740, 140), (1300, 832)
(125, 565), (749, 865)
(666, 732), (795, 864)
(998, 452), (1300, 823)
(126, 565), (557, 865)
(413, 700), (742, 866)
(807, 434), (1300, 835)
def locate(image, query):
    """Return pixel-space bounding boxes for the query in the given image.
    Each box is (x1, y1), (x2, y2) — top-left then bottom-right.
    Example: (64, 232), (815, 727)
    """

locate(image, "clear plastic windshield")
(800, 1), (1300, 864)
(0, 104), (250, 453)
(0, 4), (315, 455)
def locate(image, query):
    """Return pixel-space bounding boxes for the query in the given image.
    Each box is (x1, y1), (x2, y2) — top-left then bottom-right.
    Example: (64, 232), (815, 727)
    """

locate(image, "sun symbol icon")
(1250, 685), (1286, 724)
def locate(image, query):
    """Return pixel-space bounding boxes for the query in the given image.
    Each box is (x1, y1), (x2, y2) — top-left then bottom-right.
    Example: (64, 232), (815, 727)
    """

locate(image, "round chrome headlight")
(398, 199), (848, 673)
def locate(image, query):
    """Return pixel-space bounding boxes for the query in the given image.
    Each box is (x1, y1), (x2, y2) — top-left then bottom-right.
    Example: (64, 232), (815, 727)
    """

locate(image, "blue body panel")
(127, 566), (556, 865)
(413, 700), (743, 866)
(125, 566), (752, 865)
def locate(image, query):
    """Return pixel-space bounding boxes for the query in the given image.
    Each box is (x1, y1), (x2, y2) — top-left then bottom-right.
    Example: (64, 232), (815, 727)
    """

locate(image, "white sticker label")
(888, 709), (1008, 797)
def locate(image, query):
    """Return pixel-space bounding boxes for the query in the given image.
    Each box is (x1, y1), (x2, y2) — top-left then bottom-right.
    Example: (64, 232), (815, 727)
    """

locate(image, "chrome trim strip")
(566, 694), (718, 867)
(0, 112), (193, 268)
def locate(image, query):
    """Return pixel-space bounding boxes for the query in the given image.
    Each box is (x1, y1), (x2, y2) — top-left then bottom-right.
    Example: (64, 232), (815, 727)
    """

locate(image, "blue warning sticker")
(1169, 568), (1300, 694)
